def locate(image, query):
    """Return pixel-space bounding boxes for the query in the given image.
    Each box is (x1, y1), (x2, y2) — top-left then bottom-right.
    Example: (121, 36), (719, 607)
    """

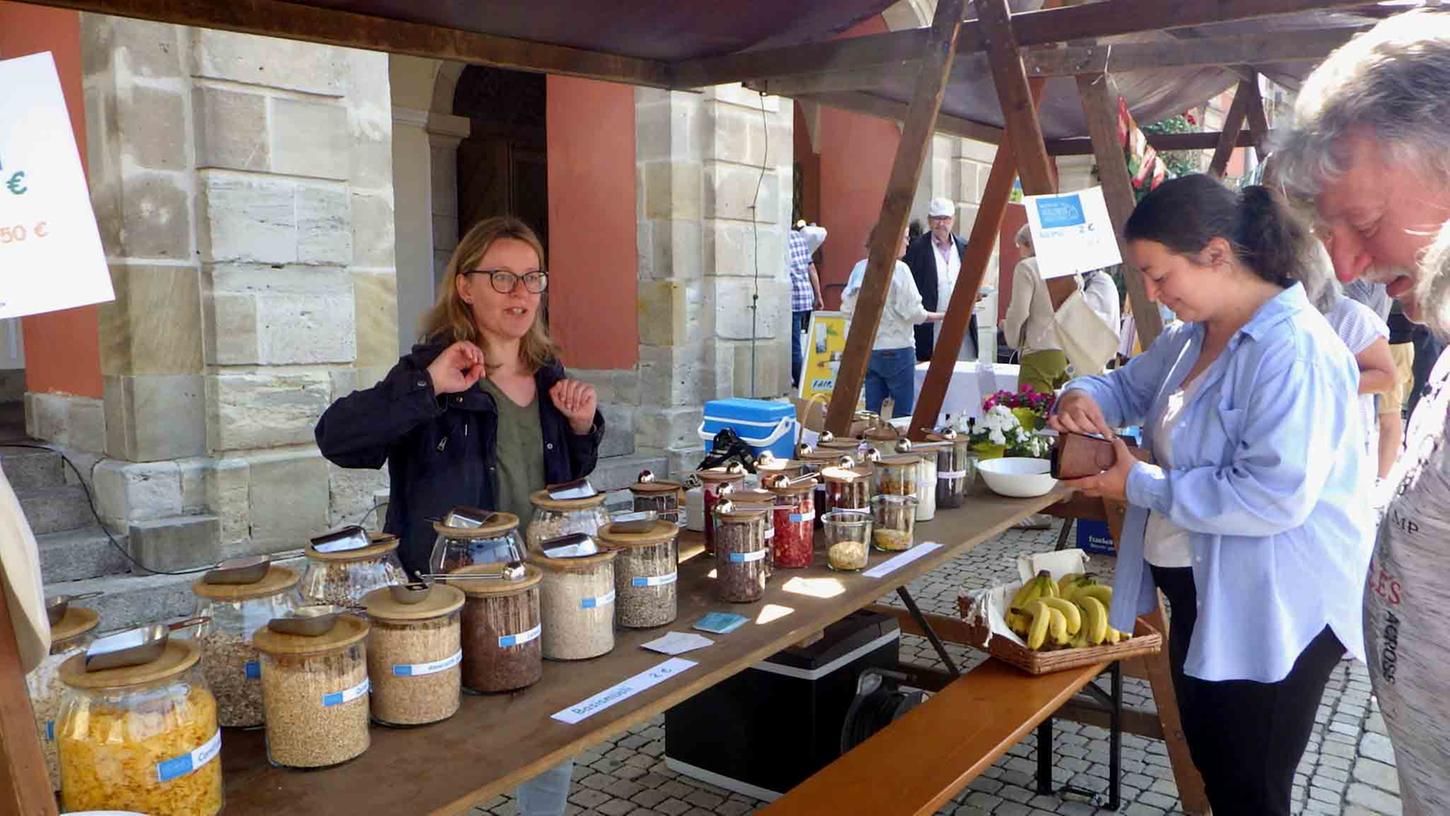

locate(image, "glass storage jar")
(935, 435), (974, 509)
(730, 489), (777, 572)
(252, 613), (371, 768)
(907, 441), (945, 521)
(713, 502), (769, 603)
(755, 453), (806, 482)
(823, 510), (873, 571)
(630, 474), (685, 526)
(362, 584), (464, 727)
(27, 604), (99, 790)
(300, 532), (406, 609)
(452, 563), (544, 693)
(57, 639), (223, 816)
(598, 519), (680, 628)
(871, 495), (919, 552)
(765, 478), (816, 569)
(696, 467), (747, 556)
(872, 454), (921, 500)
(534, 547), (618, 660)
(821, 464), (872, 514)
(526, 490), (610, 552)
(430, 512), (524, 574)
(191, 564), (301, 728)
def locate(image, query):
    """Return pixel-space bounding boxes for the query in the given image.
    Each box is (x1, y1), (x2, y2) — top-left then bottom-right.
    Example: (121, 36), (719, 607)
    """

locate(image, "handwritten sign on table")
(552, 657), (697, 725)
(862, 542), (944, 579)
(0, 53), (113, 318)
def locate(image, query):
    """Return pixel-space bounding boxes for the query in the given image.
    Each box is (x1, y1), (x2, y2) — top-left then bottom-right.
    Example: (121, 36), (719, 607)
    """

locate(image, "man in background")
(906, 197), (978, 361)
(788, 221), (827, 388)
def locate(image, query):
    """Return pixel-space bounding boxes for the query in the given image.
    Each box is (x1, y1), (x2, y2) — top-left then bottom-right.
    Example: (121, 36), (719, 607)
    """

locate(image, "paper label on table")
(938, 470), (968, 479)
(552, 658), (697, 724)
(788, 510), (815, 524)
(499, 623), (542, 648)
(322, 676), (369, 707)
(862, 542), (943, 578)
(631, 572), (677, 588)
(641, 631), (714, 656)
(0, 54), (114, 319)
(392, 649), (462, 677)
(728, 549), (767, 564)
(1023, 186), (1121, 280)
(244, 660), (261, 679)
(156, 729), (221, 783)
(581, 589), (616, 609)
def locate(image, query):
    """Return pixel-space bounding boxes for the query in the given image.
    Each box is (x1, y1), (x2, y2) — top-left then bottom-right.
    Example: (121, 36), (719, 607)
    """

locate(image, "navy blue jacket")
(314, 341), (604, 575)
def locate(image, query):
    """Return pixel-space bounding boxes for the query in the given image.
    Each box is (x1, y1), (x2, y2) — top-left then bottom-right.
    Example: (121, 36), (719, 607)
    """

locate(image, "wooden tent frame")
(1, 1), (1379, 813)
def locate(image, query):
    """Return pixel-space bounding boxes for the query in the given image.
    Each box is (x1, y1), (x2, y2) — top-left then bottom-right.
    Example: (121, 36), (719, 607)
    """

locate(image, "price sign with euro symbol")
(0, 52), (113, 318)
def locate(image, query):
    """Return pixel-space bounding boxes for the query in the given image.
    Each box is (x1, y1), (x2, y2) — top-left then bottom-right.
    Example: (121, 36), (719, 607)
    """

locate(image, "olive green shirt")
(479, 379), (547, 522)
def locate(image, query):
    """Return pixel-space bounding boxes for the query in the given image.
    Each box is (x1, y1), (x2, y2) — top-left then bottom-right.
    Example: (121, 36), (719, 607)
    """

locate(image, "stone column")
(425, 112), (470, 284)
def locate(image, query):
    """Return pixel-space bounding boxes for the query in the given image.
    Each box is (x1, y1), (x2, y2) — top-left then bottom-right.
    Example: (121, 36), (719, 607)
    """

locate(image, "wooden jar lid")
(51, 606), (100, 645)
(630, 480), (682, 494)
(449, 563), (543, 596)
(531, 548), (617, 574)
(362, 584), (465, 622)
(60, 638), (200, 690)
(695, 468), (746, 484)
(306, 532), (400, 563)
(529, 490), (607, 511)
(252, 613), (370, 657)
(597, 520), (679, 549)
(432, 511), (520, 540)
(192, 564), (301, 602)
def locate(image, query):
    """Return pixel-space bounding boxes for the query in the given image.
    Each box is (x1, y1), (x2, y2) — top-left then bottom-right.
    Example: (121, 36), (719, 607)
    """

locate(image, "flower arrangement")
(971, 386), (1055, 459)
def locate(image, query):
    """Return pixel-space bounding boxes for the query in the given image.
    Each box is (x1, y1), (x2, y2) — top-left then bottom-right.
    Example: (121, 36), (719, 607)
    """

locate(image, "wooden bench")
(759, 657), (1120, 816)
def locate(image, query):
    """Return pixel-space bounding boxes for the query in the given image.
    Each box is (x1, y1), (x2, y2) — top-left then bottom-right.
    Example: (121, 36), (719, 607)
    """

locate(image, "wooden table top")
(220, 486), (1071, 815)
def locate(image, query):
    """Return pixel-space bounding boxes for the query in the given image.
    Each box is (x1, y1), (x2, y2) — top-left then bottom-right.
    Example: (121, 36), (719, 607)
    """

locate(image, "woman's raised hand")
(549, 380), (598, 435)
(426, 341), (486, 395)
(1048, 390), (1113, 438)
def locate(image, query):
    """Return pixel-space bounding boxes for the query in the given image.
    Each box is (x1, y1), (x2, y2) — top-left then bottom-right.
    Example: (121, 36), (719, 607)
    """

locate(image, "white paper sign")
(0, 53), (113, 318)
(552, 657), (697, 724)
(1023, 186), (1121, 280)
(640, 631), (714, 656)
(862, 542), (943, 578)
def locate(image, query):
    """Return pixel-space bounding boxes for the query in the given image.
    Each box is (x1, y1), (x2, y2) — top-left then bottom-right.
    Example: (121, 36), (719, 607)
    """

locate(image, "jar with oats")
(252, 613), (371, 768)
(526, 490), (610, 552)
(300, 532), (406, 609)
(452, 563), (544, 693)
(362, 584), (463, 726)
(27, 604), (99, 790)
(190, 564), (300, 728)
(57, 639), (223, 816)
(534, 547), (618, 660)
(598, 519), (680, 628)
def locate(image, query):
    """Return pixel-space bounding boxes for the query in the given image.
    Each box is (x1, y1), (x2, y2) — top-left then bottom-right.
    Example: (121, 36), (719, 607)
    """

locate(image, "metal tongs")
(45, 591), (102, 626)
(84, 615), (210, 671)
(546, 478), (598, 501)
(421, 560), (528, 583)
(267, 605), (348, 637)
(310, 525), (370, 553)
(202, 554), (271, 585)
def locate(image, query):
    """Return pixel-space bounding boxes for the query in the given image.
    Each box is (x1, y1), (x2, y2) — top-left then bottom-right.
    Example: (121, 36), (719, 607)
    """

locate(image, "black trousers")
(1151, 566), (1345, 816)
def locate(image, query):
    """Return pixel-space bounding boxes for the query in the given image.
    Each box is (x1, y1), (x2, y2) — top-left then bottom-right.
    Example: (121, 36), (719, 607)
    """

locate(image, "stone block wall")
(70, 16), (395, 565)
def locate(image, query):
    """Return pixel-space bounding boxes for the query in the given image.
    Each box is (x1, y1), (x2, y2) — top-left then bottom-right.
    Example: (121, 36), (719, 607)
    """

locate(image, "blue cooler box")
(699, 398), (799, 461)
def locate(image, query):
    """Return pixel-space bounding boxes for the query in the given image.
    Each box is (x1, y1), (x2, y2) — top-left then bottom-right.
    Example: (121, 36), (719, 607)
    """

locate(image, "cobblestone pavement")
(472, 524), (1402, 816)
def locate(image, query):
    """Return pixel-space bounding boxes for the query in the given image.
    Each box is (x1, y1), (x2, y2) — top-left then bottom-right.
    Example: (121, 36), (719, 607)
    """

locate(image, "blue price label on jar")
(321, 676), (370, 707)
(392, 650), (462, 677)
(728, 549), (767, 563)
(155, 729), (221, 783)
(498, 623), (542, 649)
(244, 660), (261, 679)
(580, 590), (616, 609)
(631, 572), (678, 588)
(938, 470), (968, 479)
(45, 720), (53, 741)
(788, 511), (815, 523)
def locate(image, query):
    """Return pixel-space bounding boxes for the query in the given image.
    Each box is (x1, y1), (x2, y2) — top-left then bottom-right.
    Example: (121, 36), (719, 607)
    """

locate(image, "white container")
(977, 457), (1058, 498)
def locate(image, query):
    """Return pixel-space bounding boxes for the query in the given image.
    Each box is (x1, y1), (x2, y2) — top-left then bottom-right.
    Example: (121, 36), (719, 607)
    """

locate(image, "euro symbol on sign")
(5, 172), (25, 196)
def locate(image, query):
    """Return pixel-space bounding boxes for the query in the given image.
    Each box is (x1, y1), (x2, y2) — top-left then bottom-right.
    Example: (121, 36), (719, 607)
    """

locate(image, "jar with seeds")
(190, 564), (301, 728)
(452, 563), (544, 693)
(300, 532), (406, 609)
(934, 434), (974, 509)
(362, 584), (463, 726)
(598, 519), (680, 628)
(526, 490), (610, 552)
(696, 466), (747, 555)
(823, 510), (873, 571)
(27, 604), (99, 790)
(713, 501), (769, 603)
(870, 494), (918, 552)
(765, 477), (816, 569)
(429, 512), (524, 574)
(730, 489), (777, 573)
(871, 454), (921, 500)
(630, 472), (686, 526)
(533, 547), (618, 660)
(821, 464), (871, 514)
(252, 613), (371, 768)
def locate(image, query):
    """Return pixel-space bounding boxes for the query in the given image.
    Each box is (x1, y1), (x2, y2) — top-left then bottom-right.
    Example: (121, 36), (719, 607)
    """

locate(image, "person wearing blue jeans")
(841, 226), (942, 416)
(791, 309), (813, 388)
(787, 223), (827, 388)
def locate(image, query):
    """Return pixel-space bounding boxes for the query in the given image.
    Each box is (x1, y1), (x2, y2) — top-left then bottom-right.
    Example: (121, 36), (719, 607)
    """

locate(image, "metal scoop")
(310, 525), (370, 553)
(267, 605), (347, 637)
(202, 554), (270, 585)
(609, 510), (658, 534)
(389, 581), (432, 604)
(84, 616), (210, 671)
(546, 478), (597, 500)
(442, 506), (498, 528)
(540, 533), (599, 558)
(45, 591), (101, 627)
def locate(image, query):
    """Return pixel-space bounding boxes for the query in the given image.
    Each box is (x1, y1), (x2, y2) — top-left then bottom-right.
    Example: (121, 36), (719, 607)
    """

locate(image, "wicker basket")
(956, 595), (1163, 675)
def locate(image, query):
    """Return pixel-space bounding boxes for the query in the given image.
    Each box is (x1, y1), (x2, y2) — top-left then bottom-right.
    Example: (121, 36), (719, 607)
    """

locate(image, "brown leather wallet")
(1049, 432), (1152, 479)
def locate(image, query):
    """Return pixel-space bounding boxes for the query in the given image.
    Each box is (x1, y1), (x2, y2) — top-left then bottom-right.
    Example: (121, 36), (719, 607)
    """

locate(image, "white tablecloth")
(911, 362), (1019, 426)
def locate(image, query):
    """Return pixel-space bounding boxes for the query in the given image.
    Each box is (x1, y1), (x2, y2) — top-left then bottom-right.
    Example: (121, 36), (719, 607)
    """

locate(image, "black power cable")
(747, 89), (770, 398)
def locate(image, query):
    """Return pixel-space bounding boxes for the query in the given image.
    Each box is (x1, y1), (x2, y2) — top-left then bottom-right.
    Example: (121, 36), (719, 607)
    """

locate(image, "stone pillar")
(425, 112), (470, 284)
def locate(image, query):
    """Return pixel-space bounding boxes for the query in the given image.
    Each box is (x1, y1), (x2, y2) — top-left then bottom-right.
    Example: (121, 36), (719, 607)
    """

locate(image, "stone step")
(37, 526), (132, 583)
(0, 446), (65, 491)
(17, 484), (95, 535)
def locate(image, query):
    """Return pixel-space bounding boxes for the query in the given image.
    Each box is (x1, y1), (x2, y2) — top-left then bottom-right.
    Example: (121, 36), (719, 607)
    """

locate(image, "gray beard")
(1417, 221), (1450, 337)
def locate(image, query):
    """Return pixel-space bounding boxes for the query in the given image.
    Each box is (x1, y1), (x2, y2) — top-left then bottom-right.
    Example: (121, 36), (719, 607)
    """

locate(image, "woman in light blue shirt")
(1050, 175), (1374, 816)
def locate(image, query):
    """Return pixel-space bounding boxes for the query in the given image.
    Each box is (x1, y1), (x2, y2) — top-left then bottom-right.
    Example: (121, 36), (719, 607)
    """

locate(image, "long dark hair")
(1123, 174), (1309, 288)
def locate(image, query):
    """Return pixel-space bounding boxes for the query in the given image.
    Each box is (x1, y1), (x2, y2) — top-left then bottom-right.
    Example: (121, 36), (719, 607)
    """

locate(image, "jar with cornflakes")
(27, 604), (99, 790)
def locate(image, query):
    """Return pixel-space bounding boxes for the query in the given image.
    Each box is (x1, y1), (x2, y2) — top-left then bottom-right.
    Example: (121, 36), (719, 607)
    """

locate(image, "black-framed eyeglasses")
(467, 269), (549, 294)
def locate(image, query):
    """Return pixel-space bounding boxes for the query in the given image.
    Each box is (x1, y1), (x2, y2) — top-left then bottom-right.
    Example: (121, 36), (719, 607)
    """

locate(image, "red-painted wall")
(814, 18), (902, 310)
(0, 2), (103, 399)
(545, 75), (638, 370)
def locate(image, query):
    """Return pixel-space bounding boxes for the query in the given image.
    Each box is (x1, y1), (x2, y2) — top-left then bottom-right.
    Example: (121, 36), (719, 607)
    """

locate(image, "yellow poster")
(798, 311), (847, 402)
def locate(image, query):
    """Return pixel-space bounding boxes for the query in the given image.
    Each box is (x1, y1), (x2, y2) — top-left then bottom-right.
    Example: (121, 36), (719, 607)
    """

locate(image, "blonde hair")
(420, 216), (560, 372)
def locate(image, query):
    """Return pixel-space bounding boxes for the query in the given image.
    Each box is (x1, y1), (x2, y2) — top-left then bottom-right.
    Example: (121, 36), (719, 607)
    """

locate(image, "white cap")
(928, 197), (955, 218)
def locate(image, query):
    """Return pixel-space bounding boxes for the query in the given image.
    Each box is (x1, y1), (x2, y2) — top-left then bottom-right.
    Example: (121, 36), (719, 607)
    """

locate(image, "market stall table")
(219, 484), (1070, 815)
(911, 361), (1020, 425)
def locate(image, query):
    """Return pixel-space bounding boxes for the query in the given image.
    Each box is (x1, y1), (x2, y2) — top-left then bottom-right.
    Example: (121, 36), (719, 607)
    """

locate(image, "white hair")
(1278, 11), (1450, 194)
(1014, 224), (1033, 251)
(1296, 240), (1344, 315)
(1417, 221), (1450, 336)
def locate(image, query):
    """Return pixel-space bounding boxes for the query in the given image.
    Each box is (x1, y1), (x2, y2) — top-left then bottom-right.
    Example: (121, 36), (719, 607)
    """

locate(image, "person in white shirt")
(1082, 267), (1121, 339)
(1003, 224), (1076, 391)
(905, 197), (977, 361)
(842, 226), (944, 414)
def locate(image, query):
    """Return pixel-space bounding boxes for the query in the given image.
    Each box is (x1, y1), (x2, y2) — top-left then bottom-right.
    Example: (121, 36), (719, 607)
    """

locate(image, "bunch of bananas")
(1004, 570), (1130, 651)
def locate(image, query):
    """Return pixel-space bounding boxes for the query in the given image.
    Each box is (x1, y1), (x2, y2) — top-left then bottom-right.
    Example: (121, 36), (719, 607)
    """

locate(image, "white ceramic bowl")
(977, 457), (1058, 498)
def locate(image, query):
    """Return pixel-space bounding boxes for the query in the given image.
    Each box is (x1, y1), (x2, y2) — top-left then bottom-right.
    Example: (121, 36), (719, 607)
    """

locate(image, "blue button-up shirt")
(1063, 284), (1374, 683)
